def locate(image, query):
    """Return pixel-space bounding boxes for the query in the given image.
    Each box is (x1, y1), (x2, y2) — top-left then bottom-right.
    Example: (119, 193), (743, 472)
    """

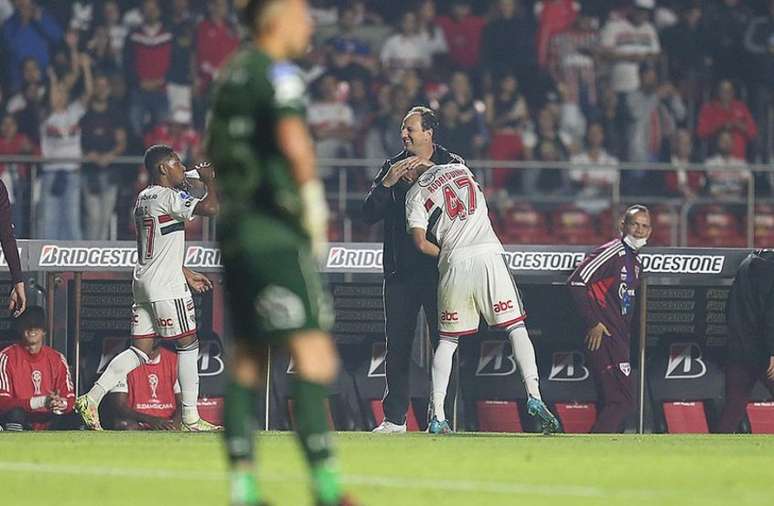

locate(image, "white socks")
(88, 346), (149, 405)
(177, 341), (201, 424)
(431, 339), (458, 422)
(508, 324), (542, 400)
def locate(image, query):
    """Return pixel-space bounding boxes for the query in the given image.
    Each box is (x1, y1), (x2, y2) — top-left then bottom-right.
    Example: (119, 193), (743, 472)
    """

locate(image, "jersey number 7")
(442, 176), (476, 220)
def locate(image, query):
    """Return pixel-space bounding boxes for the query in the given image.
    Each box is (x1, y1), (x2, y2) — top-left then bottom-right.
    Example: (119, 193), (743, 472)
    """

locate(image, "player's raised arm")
(192, 161), (219, 217)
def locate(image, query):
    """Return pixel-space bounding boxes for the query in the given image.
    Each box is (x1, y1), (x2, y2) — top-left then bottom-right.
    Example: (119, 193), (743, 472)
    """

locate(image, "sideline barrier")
(6, 241), (767, 433)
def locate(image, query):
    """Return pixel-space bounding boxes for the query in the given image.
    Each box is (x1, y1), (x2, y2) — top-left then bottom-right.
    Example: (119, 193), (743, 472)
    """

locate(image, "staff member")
(0, 179), (25, 317)
(567, 205), (652, 433)
(363, 106), (463, 433)
(715, 250), (774, 433)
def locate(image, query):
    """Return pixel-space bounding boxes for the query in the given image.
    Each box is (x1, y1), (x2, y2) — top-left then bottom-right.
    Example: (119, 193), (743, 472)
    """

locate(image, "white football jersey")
(406, 163), (502, 267)
(133, 185), (200, 303)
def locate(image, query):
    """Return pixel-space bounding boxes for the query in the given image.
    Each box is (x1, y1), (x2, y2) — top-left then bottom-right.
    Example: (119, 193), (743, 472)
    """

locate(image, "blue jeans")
(129, 88), (169, 138)
(37, 170), (82, 240)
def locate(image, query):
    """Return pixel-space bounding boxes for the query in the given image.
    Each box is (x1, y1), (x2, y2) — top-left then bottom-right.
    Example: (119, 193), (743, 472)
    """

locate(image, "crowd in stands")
(1, 0), (774, 245)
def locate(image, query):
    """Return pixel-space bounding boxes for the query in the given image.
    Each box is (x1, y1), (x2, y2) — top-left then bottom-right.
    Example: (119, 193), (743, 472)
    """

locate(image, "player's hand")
(193, 161), (215, 182)
(585, 322), (610, 352)
(299, 180), (329, 260)
(185, 270), (213, 294)
(9, 282), (26, 318)
(767, 356), (774, 381)
(381, 158), (414, 188)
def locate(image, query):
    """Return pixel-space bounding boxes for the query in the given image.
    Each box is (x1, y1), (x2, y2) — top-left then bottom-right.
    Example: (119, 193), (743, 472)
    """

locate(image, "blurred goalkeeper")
(567, 206), (651, 433)
(207, 1), (356, 505)
(715, 249), (774, 433)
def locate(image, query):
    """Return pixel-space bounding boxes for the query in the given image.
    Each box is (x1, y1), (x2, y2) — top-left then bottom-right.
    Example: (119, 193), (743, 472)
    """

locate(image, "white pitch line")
(0, 461), (654, 500)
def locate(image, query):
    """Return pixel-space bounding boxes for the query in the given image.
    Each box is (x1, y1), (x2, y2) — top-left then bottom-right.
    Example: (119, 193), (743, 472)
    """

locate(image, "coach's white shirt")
(406, 163), (502, 270)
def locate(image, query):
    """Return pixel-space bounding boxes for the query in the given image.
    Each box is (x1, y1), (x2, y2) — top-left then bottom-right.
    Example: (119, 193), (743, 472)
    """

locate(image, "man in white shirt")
(570, 122), (619, 213)
(704, 130), (750, 198)
(405, 160), (560, 434)
(307, 73), (355, 176)
(380, 11), (433, 72)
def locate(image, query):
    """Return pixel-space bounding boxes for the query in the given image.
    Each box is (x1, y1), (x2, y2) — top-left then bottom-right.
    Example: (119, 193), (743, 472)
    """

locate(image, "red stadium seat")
(554, 402), (597, 433)
(746, 402), (774, 434)
(550, 206), (603, 245)
(662, 401), (709, 433)
(370, 400), (420, 432)
(475, 400), (523, 432)
(197, 397), (224, 426)
(500, 204), (553, 244)
(688, 205), (746, 247)
(648, 205), (680, 247)
(753, 204), (774, 248)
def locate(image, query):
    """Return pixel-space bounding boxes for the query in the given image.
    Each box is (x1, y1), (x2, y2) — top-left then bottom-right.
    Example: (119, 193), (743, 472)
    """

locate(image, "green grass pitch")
(1, 432), (773, 506)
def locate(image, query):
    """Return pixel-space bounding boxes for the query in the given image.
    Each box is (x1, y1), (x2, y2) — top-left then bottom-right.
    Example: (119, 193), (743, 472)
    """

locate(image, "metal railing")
(2, 155), (772, 246)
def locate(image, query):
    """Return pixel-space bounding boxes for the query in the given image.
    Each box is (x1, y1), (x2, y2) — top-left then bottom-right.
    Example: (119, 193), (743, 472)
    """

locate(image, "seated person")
(0, 306), (78, 431)
(100, 339), (181, 430)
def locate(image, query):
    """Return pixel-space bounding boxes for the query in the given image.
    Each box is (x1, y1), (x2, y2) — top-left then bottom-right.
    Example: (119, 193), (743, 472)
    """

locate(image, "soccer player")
(715, 249), (774, 433)
(567, 205), (651, 433)
(75, 144), (220, 432)
(0, 306), (76, 431)
(206, 1), (356, 505)
(406, 161), (560, 434)
(363, 106), (463, 434)
(101, 340), (181, 431)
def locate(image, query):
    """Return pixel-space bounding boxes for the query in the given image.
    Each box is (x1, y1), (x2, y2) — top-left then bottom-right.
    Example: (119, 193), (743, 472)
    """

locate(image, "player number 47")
(442, 176), (476, 220)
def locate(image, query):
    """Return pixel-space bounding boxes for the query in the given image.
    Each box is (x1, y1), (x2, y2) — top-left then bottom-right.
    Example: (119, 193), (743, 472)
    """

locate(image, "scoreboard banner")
(17, 240), (751, 278)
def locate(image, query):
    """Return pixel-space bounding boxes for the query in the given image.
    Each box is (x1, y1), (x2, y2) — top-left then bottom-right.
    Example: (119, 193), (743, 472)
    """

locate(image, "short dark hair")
(15, 306), (46, 337)
(144, 144), (175, 175)
(405, 106), (438, 134)
(623, 204), (650, 225)
(240, 0), (282, 31)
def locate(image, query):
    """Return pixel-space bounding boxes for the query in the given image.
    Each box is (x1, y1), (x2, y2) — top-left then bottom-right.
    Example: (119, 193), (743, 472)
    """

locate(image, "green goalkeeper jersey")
(206, 46), (308, 249)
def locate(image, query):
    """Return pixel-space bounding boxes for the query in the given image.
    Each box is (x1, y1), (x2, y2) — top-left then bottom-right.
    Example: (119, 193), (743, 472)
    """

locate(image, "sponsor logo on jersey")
(156, 317), (174, 328)
(475, 340), (517, 377)
(326, 247), (382, 269)
(665, 343), (707, 379)
(38, 245), (138, 268)
(548, 351), (590, 382)
(440, 310), (459, 322)
(185, 246), (222, 268)
(368, 342), (386, 377)
(492, 300), (514, 313)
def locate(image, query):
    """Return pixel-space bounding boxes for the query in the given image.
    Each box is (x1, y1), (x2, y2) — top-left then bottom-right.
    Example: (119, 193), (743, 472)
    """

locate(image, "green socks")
(230, 470), (262, 505)
(293, 378), (342, 504)
(224, 380), (257, 464)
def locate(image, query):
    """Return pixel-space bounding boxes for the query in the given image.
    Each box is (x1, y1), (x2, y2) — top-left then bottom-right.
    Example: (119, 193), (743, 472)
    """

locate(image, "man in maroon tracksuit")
(567, 205), (652, 433)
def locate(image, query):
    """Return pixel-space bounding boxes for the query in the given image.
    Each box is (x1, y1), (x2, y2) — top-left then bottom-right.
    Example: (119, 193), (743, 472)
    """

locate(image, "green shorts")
(222, 243), (333, 345)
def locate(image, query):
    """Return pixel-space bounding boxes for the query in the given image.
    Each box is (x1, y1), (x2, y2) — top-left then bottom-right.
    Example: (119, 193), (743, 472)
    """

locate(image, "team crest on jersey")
(31, 370), (42, 395)
(619, 362), (631, 376)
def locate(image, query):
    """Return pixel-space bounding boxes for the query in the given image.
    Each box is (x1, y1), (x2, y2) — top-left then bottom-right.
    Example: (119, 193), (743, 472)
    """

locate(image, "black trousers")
(382, 275), (439, 424)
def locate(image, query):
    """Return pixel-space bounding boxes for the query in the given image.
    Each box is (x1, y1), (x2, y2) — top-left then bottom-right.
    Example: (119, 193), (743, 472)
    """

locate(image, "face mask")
(623, 235), (647, 250)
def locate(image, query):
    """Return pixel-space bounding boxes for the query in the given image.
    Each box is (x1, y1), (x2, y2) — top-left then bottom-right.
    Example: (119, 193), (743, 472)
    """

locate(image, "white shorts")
(131, 297), (197, 340)
(438, 252), (525, 339)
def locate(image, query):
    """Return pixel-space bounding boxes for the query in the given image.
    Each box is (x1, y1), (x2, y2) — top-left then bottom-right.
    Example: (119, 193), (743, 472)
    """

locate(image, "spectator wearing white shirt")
(38, 56), (93, 240)
(416, 0), (448, 60)
(380, 11), (432, 73)
(665, 128), (704, 200)
(704, 130), (750, 199)
(570, 122), (619, 213)
(600, 1), (661, 95)
(307, 74), (355, 179)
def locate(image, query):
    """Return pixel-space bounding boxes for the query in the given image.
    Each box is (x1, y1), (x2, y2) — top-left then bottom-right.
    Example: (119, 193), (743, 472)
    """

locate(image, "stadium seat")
(662, 401), (709, 433)
(197, 397), (224, 426)
(753, 204), (774, 248)
(550, 206), (603, 245)
(687, 205), (746, 247)
(499, 203), (553, 244)
(370, 400), (420, 431)
(745, 402), (774, 434)
(648, 205), (680, 247)
(475, 400), (523, 432)
(553, 402), (597, 433)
